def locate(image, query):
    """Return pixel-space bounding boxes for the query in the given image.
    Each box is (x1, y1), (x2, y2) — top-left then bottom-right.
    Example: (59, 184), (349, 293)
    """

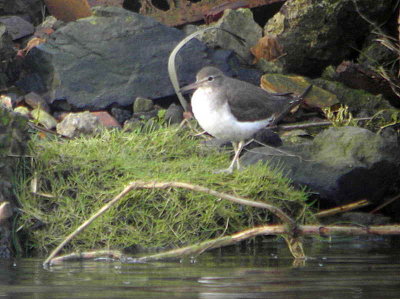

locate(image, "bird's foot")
(213, 166), (234, 174)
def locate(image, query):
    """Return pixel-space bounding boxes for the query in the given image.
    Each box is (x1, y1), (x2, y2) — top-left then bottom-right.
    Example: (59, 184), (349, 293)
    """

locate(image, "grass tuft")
(14, 125), (313, 255)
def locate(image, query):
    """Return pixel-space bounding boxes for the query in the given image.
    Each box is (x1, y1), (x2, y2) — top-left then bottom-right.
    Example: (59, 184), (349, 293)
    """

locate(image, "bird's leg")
(214, 141), (239, 174)
(214, 141), (245, 174)
(234, 140), (245, 170)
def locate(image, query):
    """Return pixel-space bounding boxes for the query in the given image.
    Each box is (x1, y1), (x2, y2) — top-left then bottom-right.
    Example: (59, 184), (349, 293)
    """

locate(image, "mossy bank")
(14, 124), (313, 256)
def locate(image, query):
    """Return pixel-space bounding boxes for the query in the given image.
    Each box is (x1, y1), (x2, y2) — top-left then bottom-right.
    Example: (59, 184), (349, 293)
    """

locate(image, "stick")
(278, 117), (372, 131)
(49, 250), (122, 265)
(43, 180), (294, 266)
(133, 224), (400, 262)
(315, 199), (371, 218)
(49, 224), (400, 264)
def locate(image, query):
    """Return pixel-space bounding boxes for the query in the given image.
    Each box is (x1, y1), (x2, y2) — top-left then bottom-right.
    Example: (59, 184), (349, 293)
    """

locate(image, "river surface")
(0, 237), (399, 299)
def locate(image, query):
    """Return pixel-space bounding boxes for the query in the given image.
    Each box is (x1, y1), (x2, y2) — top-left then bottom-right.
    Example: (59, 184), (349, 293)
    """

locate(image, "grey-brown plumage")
(180, 66), (311, 173)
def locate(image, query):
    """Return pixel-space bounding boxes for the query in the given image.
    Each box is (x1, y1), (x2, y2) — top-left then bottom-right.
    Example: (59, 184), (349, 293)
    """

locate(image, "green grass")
(14, 124), (313, 256)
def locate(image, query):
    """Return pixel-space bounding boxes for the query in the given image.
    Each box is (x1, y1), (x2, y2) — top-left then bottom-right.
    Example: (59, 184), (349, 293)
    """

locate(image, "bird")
(180, 66), (312, 173)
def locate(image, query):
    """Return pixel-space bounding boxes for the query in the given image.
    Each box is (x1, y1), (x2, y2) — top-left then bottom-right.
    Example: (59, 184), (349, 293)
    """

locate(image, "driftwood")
(315, 199), (371, 218)
(47, 224), (400, 264)
(43, 180), (400, 267)
(43, 180), (297, 266)
(49, 250), (123, 265)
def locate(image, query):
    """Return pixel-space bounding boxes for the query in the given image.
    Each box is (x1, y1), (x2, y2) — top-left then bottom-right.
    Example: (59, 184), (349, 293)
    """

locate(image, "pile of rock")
(0, 0), (399, 221)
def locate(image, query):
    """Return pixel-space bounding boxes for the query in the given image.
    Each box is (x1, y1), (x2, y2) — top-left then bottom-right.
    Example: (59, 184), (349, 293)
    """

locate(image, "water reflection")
(0, 237), (399, 299)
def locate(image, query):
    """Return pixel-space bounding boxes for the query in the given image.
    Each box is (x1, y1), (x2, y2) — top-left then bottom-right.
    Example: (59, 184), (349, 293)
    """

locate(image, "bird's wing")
(225, 78), (292, 122)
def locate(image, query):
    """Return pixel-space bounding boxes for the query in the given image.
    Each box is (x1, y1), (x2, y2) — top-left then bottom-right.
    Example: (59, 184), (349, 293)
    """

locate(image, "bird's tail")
(271, 84), (313, 126)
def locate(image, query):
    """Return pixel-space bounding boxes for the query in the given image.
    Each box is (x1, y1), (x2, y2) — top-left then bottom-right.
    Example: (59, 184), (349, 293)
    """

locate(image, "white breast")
(191, 87), (272, 141)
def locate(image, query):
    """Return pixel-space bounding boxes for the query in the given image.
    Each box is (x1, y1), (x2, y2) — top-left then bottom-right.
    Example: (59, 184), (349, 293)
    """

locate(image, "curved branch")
(43, 180), (293, 266)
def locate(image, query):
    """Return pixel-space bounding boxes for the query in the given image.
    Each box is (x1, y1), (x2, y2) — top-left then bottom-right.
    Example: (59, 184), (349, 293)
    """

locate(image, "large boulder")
(242, 126), (400, 207)
(196, 8), (262, 64)
(19, 6), (258, 110)
(264, 0), (393, 76)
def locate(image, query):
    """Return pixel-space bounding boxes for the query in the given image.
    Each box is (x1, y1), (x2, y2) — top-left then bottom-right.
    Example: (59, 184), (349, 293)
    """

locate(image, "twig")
(277, 117), (372, 131)
(27, 122), (71, 139)
(43, 180), (294, 266)
(49, 250), (123, 265)
(43, 182), (136, 266)
(315, 199), (371, 218)
(133, 224), (400, 262)
(370, 193), (400, 214)
(49, 224), (400, 264)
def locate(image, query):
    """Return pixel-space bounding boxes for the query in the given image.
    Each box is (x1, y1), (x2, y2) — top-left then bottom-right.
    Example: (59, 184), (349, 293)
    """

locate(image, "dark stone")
(323, 212), (391, 226)
(164, 103), (183, 124)
(0, 24), (15, 89)
(133, 97), (154, 113)
(24, 91), (50, 112)
(264, 0), (393, 76)
(111, 107), (132, 124)
(0, 0), (44, 25)
(242, 126), (400, 207)
(19, 6), (258, 110)
(15, 73), (47, 93)
(0, 16), (34, 40)
(131, 109), (158, 121)
(252, 128), (282, 148)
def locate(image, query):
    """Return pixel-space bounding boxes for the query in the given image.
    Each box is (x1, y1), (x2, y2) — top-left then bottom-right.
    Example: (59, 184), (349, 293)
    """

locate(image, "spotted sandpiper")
(181, 66), (312, 173)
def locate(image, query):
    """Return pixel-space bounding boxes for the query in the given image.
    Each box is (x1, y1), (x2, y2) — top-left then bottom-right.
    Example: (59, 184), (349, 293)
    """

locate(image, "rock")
(322, 61), (399, 105)
(31, 108), (57, 130)
(24, 92), (50, 112)
(250, 35), (284, 64)
(0, 16), (34, 40)
(312, 78), (392, 116)
(260, 73), (338, 108)
(131, 109), (158, 121)
(110, 107), (132, 124)
(264, 0), (392, 76)
(323, 212), (391, 226)
(91, 111), (121, 129)
(123, 118), (143, 132)
(0, 24), (15, 89)
(252, 128), (282, 147)
(0, 202), (12, 221)
(164, 103), (184, 124)
(15, 72), (46, 94)
(133, 97), (154, 113)
(0, 95), (12, 109)
(0, 0), (44, 25)
(358, 34), (398, 69)
(197, 8), (262, 64)
(255, 59), (284, 74)
(13, 106), (30, 117)
(281, 129), (311, 145)
(242, 126), (400, 206)
(56, 111), (104, 138)
(19, 6), (253, 110)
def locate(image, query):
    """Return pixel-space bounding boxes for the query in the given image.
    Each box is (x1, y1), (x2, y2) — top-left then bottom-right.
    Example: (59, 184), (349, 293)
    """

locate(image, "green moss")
(15, 125), (313, 255)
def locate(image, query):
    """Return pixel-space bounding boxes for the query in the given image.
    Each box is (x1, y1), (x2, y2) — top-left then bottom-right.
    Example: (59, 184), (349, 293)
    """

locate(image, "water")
(1, 237), (399, 299)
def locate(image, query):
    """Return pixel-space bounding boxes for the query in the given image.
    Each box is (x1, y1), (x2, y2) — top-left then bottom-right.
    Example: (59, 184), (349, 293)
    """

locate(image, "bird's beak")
(179, 81), (201, 94)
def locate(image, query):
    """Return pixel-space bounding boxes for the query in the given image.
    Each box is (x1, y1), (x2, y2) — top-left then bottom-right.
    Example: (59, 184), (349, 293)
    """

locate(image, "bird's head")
(180, 66), (224, 93)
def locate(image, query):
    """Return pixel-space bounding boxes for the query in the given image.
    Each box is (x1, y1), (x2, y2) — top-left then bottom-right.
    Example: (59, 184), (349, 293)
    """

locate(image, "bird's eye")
(207, 76), (214, 81)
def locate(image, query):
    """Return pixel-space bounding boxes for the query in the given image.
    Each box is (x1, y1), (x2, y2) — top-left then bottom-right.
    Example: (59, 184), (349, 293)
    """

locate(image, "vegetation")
(14, 123), (313, 256)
